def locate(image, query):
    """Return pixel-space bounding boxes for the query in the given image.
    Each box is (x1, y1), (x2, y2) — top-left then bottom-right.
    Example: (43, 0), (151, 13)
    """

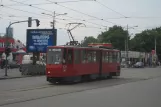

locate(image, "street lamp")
(153, 30), (158, 65)
(42, 11), (67, 29)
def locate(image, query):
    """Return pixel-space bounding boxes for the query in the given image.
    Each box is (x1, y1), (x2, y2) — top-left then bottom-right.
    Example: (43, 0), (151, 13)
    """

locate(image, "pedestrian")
(158, 61), (160, 66)
(1, 53), (6, 69)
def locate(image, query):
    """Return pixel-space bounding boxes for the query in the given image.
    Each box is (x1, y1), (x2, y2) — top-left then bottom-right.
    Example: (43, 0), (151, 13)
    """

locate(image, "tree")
(81, 36), (98, 47)
(97, 25), (128, 50)
(130, 27), (161, 60)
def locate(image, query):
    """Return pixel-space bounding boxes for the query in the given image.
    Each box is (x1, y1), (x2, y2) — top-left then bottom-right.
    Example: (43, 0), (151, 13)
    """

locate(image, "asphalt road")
(0, 67), (161, 107)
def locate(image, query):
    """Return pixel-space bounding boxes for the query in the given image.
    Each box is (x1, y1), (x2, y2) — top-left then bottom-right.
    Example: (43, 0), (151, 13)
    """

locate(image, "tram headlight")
(48, 71), (51, 74)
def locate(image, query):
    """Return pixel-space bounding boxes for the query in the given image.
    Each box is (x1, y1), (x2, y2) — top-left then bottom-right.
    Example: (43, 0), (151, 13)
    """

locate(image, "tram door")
(63, 48), (74, 72)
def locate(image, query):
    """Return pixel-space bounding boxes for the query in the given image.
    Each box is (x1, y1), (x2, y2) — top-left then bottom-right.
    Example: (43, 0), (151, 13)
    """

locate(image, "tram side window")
(87, 51), (92, 63)
(86, 51), (96, 63)
(103, 52), (109, 62)
(63, 48), (67, 63)
(115, 52), (118, 62)
(67, 49), (73, 64)
(109, 52), (113, 63)
(102, 52), (105, 62)
(96, 51), (100, 62)
(93, 51), (96, 62)
(112, 52), (117, 62)
(81, 50), (86, 63)
(74, 49), (80, 64)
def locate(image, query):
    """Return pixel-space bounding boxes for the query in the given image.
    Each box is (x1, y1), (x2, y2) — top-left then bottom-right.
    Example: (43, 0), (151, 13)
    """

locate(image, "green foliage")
(81, 25), (161, 60)
(81, 36), (98, 47)
(130, 27), (161, 60)
(97, 25), (128, 50)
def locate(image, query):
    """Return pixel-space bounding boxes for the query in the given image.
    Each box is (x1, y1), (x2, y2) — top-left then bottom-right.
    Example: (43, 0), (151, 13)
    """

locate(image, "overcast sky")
(0, 0), (161, 45)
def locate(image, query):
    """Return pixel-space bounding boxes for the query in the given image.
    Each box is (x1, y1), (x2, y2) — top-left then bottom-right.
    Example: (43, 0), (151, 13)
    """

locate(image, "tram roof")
(48, 45), (120, 51)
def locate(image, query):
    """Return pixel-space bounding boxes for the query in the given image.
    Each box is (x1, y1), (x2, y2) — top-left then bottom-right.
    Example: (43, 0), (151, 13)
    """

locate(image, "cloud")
(0, 0), (161, 45)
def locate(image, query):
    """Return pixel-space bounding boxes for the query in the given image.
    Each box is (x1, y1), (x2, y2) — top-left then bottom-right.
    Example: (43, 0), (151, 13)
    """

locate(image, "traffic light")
(36, 19), (40, 27)
(5, 48), (11, 57)
(28, 17), (32, 27)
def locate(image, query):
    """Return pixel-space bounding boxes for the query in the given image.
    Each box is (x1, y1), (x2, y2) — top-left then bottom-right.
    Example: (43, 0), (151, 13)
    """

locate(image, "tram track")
(0, 75), (157, 96)
(0, 77), (146, 106)
(0, 84), (53, 95)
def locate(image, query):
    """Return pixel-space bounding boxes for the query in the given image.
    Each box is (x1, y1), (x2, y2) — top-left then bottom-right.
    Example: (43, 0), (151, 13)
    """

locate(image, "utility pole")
(126, 24), (129, 67)
(124, 38), (127, 61)
(123, 25), (138, 67)
(155, 36), (156, 55)
(42, 11), (67, 29)
(53, 11), (56, 29)
(154, 35), (157, 64)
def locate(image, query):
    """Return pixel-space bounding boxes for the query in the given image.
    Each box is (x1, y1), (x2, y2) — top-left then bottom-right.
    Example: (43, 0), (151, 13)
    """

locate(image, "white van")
(22, 55), (33, 64)
(19, 54), (46, 72)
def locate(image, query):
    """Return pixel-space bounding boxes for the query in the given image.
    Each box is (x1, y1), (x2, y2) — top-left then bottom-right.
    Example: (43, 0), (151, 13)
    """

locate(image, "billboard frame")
(26, 29), (57, 53)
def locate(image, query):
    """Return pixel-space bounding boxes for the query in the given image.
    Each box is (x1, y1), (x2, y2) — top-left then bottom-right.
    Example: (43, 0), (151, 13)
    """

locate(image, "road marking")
(5, 98), (21, 102)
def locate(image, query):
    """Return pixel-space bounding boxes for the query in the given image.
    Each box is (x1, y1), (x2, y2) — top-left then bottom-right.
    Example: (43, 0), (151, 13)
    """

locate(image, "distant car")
(133, 62), (144, 68)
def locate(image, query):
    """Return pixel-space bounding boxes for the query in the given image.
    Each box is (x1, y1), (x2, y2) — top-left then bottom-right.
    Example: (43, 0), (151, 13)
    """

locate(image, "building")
(121, 51), (157, 66)
(0, 37), (26, 56)
(6, 27), (13, 38)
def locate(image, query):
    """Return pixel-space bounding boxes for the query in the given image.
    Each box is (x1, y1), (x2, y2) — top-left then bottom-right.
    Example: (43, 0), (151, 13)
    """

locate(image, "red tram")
(46, 44), (121, 83)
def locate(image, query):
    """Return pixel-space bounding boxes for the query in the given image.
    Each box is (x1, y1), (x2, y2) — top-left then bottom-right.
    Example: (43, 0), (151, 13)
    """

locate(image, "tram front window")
(47, 48), (63, 64)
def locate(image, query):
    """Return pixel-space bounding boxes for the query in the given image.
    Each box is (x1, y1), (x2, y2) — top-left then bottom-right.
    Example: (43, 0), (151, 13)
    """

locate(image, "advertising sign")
(26, 29), (57, 53)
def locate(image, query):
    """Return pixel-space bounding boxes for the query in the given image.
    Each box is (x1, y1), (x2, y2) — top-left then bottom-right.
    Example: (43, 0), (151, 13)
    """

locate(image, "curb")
(0, 76), (31, 80)
(0, 75), (45, 80)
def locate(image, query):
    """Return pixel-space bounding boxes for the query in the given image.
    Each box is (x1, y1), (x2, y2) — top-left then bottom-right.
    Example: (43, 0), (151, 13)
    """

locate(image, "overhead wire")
(95, 0), (128, 18)
(8, 0), (161, 20)
(57, 16), (107, 28)
(127, 16), (161, 19)
(9, 0), (54, 13)
(46, 0), (117, 25)
(6, 0), (94, 6)
(2, 0), (108, 29)
(56, 18), (103, 30)
(0, 11), (30, 18)
(1, 6), (106, 29)
(95, 1), (161, 20)
(0, 5), (51, 18)
(2, 0), (110, 33)
(0, 17), (20, 21)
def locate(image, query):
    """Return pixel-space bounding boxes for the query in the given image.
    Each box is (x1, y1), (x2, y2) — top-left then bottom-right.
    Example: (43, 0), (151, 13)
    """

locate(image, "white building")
(121, 51), (150, 63)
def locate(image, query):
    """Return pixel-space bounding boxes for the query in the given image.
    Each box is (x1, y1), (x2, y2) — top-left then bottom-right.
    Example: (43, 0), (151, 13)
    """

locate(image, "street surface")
(0, 69), (22, 80)
(0, 67), (161, 107)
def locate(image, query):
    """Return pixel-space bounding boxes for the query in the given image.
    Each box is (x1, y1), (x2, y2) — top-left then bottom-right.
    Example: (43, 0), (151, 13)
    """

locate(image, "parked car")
(133, 62), (144, 68)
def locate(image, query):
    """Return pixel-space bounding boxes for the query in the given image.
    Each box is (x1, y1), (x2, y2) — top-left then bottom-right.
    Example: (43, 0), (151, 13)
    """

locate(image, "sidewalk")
(0, 68), (27, 80)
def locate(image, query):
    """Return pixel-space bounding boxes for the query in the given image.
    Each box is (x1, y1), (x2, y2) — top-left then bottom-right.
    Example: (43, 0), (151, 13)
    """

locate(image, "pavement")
(0, 66), (160, 80)
(1, 75), (161, 107)
(0, 68), (45, 80)
(0, 68), (32, 80)
(0, 67), (161, 107)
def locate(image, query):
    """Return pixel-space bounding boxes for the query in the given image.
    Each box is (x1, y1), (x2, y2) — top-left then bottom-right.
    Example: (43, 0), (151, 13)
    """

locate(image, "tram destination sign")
(26, 29), (57, 53)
